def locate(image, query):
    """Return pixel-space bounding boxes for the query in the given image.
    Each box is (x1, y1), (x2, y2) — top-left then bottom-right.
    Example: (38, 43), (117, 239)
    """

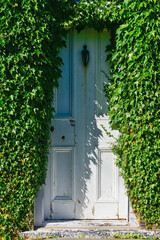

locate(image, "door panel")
(50, 147), (75, 219)
(44, 28), (128, 220)
(97, 149), (117, 201)
(53, 148), (73, 200)
(54, 34), (73, 118)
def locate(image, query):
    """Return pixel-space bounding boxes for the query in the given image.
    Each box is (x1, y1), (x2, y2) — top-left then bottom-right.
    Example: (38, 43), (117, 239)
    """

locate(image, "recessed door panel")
(97, 149), (117, 201)
(53, 148), (73, 200)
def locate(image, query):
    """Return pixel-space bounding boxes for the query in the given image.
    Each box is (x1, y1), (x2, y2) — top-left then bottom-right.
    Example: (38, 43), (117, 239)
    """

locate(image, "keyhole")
(51, 126), (54, 132)
(61, 135), (65, 140)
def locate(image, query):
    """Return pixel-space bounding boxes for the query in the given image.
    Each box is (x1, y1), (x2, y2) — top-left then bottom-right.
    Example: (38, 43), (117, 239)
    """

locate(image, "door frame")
(34, 28), (138, 227)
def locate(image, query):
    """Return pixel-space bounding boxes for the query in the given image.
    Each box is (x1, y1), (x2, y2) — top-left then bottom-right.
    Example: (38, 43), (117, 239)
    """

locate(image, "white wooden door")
(44, 28), (128, 220)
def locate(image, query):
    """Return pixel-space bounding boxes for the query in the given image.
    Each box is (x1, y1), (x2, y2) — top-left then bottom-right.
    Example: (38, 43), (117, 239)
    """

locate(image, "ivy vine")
(0, 0), (159, 238)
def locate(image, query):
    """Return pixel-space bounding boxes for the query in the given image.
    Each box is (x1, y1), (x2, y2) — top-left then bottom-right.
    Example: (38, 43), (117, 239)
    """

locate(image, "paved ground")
(44, 238), (142, 240)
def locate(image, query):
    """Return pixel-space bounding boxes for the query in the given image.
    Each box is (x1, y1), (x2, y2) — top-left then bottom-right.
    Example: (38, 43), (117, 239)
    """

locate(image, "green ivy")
(0, 0), (73, 238)
(104, 0), (160, 228)
(0, 0), (159, 238)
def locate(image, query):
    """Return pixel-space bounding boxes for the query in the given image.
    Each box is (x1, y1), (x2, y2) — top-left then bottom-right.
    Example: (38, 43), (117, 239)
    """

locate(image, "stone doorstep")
(19, 228), (160, 239)
(19, 220), (160, 239)
(38, 220), (130, 229)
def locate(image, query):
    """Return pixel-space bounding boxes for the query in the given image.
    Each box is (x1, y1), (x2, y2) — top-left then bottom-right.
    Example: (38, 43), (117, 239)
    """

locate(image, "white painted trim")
(34, 186), (44, 226)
